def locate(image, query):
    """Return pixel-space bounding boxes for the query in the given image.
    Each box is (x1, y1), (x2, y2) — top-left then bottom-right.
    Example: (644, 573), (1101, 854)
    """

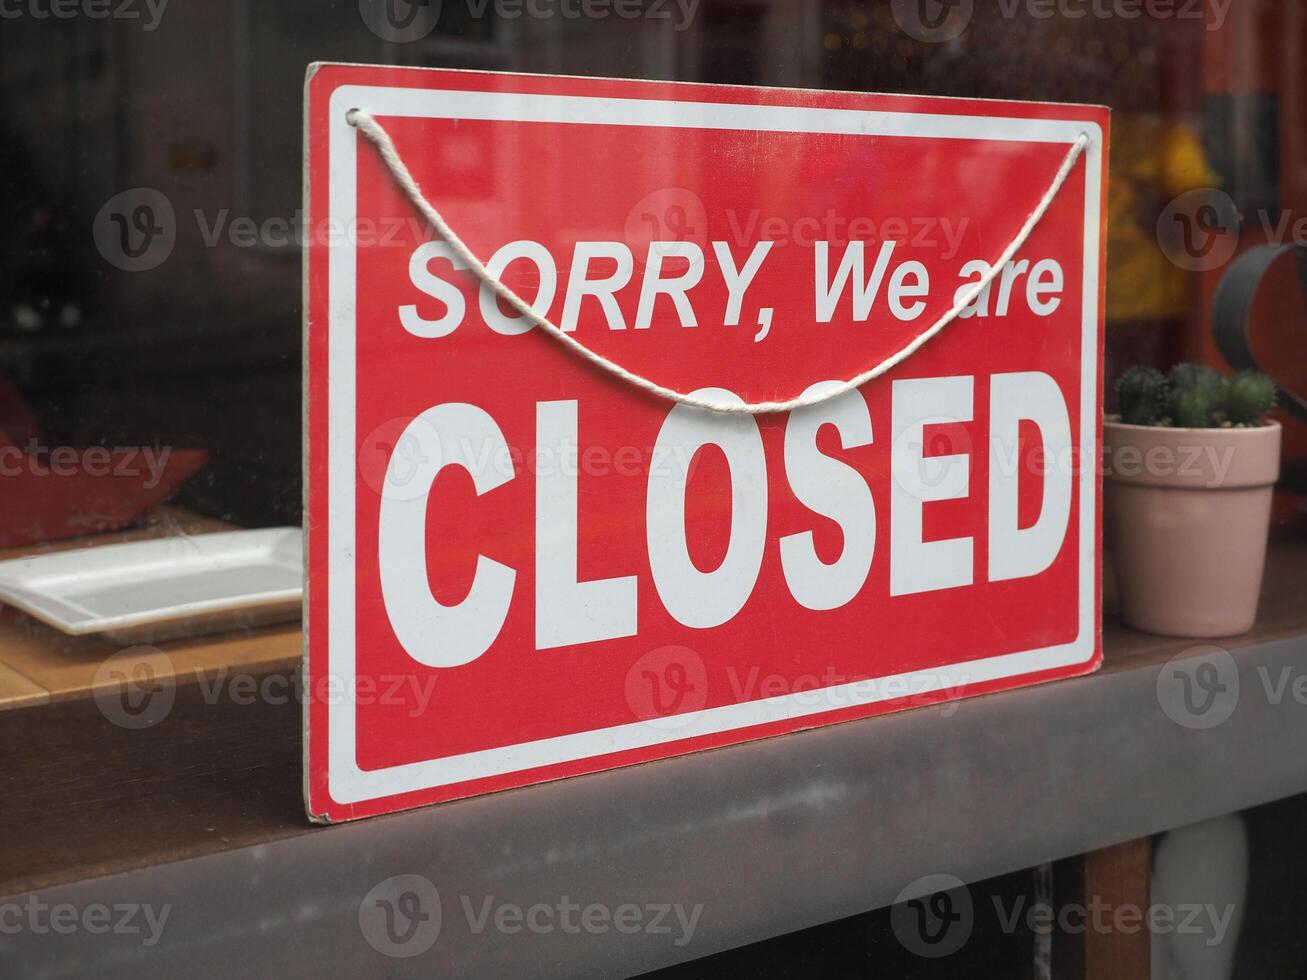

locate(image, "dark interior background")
(6, 0), (1281, 530)
(2, 2), (1306, 976)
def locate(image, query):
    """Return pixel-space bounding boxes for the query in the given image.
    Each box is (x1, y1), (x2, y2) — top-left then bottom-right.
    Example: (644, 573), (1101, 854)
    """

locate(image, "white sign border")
(324, 83), (1103, 805)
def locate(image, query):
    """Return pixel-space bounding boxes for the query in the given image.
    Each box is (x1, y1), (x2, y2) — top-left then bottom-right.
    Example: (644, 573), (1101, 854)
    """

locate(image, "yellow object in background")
(1106, 117), (1221, 322)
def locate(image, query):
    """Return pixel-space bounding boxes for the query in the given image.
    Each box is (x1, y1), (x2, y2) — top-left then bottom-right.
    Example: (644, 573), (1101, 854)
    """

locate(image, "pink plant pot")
(1103, 419), (1281, 637)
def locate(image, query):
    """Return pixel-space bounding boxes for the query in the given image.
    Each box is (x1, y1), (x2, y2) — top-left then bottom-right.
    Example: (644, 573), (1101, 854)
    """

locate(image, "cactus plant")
(1116, 364), (1275, 428)
(1226, 370), (1278, 425)
(1168, 362), (1221, 393)
(1117, 367), (1168, 426)
(1169, 384), (1216, 428)
(1106, 363), (1281, 638)
(1167, 363), (1229, 427)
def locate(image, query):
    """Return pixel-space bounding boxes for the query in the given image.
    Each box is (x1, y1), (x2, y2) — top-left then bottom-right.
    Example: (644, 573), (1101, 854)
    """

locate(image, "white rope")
(347, 107), (1090, 416)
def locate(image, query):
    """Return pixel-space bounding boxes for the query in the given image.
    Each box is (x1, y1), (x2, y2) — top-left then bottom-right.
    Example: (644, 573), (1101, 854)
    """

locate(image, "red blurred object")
(0, 379), (208, 550)
(0, 377), (41, 449)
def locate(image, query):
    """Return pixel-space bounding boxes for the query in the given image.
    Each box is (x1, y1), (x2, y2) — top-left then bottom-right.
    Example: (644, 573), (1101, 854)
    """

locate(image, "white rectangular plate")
(0, 528), (303, 643)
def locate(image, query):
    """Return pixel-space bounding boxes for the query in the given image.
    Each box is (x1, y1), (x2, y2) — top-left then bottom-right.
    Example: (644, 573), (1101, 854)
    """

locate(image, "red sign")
(305, 64), (1108, 822)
